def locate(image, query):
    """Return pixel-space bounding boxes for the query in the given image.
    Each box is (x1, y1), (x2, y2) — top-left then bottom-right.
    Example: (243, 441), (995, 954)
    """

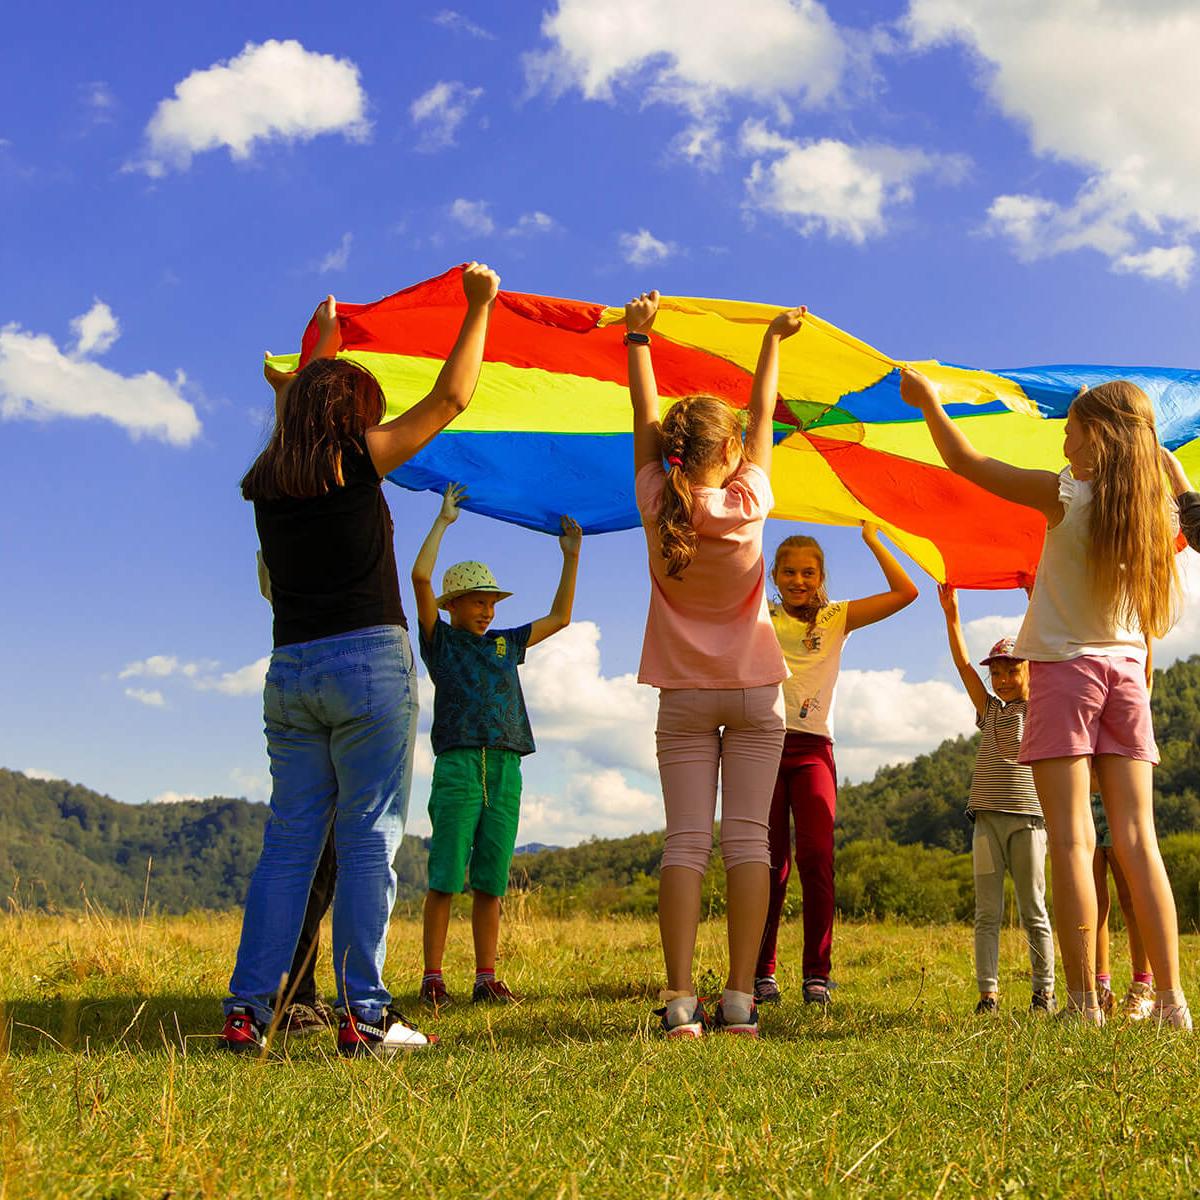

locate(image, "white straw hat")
(436, 561), (513, 610)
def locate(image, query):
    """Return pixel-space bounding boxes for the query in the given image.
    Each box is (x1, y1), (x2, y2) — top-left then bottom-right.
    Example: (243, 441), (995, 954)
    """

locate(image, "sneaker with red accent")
(654, 999), (707, 1040)
(712, 1000), (759, 1038)
(419, 976), (453, 1007)
(1121, 981), (1156, 1022)
(337, 1006), (437, 1057)
(220, 1005), (268, 1054)
(471, 977), (519, 1004)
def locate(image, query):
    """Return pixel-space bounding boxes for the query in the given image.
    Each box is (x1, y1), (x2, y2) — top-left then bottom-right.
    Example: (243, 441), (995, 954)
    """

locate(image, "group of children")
(407, 289), (1200, 1040)
(246, 269), (1200, 1048)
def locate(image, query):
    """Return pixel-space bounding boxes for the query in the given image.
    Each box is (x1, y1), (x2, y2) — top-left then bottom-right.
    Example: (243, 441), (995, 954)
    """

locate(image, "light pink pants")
(656, 685), (786, 874)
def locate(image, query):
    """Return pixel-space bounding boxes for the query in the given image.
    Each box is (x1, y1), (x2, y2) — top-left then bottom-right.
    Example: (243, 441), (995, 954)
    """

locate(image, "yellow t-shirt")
(770, 600), (850, 740)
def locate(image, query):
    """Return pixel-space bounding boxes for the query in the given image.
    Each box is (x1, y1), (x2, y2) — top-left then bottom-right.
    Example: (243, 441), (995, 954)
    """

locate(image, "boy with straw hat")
(412, 482), (582, 1006)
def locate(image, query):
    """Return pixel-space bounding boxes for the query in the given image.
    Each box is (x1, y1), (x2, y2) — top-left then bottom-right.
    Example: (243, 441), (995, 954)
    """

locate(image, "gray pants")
(972, 810), (1055, 994)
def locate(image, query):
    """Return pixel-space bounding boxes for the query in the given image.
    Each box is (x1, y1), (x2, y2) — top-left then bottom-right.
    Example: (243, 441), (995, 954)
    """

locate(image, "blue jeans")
(225, 625), (417, 1024)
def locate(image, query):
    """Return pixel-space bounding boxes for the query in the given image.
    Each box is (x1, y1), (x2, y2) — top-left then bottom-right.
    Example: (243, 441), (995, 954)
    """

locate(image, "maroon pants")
(755, 731), (837, 979)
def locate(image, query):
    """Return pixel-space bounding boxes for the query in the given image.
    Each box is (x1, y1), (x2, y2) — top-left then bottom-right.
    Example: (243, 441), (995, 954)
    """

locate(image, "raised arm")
(845, 523), (919, 632)
(746, 307), (805, 467)
(937, 584), (989, 720)
(265, 295), (341, 424)
(899, 369), (1063, 522)
(411, 483), (465, 639)
(625, 291), (662, 472)
(528, 517), (583, 647)
(366, 263), (500, 478)
(1162, 446), (1200, 552)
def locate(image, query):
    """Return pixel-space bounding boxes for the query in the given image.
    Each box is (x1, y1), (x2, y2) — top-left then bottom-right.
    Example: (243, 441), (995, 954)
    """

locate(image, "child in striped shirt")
(939, 586), (1055, 1015)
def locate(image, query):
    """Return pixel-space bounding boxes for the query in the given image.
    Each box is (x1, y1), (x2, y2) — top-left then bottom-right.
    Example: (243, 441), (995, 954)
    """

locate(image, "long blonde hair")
(657, 395), (744, 579)
(1072, 381), (1178, 638)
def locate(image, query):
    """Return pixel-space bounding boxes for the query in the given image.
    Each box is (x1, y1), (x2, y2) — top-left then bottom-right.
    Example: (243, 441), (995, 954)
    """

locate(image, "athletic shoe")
(975, 996), (1000, 1016)
(1056, 1003), (1105, 1027)
(802, 977), (832, 1007)
(1120, 981), (1155, 1022)
(1030, 989), (1056, 1015)
(471, 978), (519, 1004)
(337, 1007), (437, 1057)
(711, 1000), (759, 1038)
(1152, 1002), (1194, 1032)
(754, 975), (781, 1004)
(419, 976), (452, 1007)
(654, 999), (706, 1040)
(1097, 986), (1115, 1017)
(220, 1004), (268, 1054)
(280, 999), (338, 1035)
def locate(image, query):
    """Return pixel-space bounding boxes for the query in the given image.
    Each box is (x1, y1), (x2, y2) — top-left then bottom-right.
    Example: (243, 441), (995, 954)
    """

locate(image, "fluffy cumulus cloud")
(618, 228), (674, 266)
(150, 790), (202, 805)
(449, 197), (496, 236)
(125, 688), (166, 708)
(22, 768), (61, 782)
(118, 653), (267, 700)
(317, 232), (353, 273)
(518, 765), (662, 846)
(961, 613), (1023, 663)
(741, 120), (965, 243)
(411, 80), (483, 151)
(832, 668), (978, 781)
(521, 622), (657, 775)
(1158, 549), (1200, 666)
(136, 40), (369, 175)
(908, 0), (1200, 283)
(526, 0), (846, 111)
(433, 10), (496, 40)
(0, 301), (200, 445)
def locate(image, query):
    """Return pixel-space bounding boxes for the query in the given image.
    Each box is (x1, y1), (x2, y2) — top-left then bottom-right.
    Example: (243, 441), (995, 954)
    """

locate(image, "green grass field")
(3, 906), (1199, 1198)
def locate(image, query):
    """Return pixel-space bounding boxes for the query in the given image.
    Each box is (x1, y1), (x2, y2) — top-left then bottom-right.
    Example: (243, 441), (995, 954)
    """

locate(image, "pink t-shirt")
(635, 460), (787, 689)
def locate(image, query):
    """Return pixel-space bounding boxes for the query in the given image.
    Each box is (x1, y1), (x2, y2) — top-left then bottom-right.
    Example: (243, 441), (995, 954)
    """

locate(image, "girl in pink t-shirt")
(626, 289), (803, 1040)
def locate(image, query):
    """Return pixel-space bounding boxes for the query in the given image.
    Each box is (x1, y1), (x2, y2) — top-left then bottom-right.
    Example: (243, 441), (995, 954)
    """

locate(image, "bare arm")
(625, 291), (662, 472)
(265, 295), (341, 424)
(366, 263), (500, 478)
(845, 524), (919, 632)
(746, 307), (805, 468)
(1162, 446), (1200, 552)
(899, 369), (1063, 521)
(528, 517), (583, 647)
(937, 584), (990, 720)
(411, 483), (465, 639)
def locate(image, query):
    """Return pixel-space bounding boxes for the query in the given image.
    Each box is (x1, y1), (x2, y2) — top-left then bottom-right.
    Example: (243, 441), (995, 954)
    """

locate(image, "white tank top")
(1014, 469), (1147, 664)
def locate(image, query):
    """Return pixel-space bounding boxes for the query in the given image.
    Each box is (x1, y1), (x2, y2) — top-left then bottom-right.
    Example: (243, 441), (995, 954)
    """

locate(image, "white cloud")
(317, 232), (353, 273)
(522, 622), (657, 775)
(833, 668), (978, 781)
(197, 657), (270, 697)
(136, 39), (369, 175)
(526, 0), (847, 112)
(410, 81), (483, 151)
(1158, 549), (1200, 667)
(0, 304), (201, 445)
(125, 688), (166, 708)
(69, 300), (120, 356)
(908, 0), (1200, 280)
(119, 655), (203, 680)
(449, 197), (496, 235)
(433, 10), (496, 40)
(150, 790), (202, 805)
(510, 210), (559, 236)
(82, 81), (116, 122)
(519, 765), (662, 845)
(618, 228), (674, 266)
(1113, 245), (1195, 287)
(961, 613), (1023, 664)
(230, 766), (271, 803)
(22, 768), (60, 782)
(673, 123), (724, 171)
(740, 120), (965, 243)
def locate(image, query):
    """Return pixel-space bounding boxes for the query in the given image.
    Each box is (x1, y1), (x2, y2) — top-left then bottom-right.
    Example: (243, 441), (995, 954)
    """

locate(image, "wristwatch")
(623, 331), (651, 346)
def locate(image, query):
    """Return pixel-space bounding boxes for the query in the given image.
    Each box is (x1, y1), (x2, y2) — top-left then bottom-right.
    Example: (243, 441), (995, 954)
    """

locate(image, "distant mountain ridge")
(4, 655), (1197, 913)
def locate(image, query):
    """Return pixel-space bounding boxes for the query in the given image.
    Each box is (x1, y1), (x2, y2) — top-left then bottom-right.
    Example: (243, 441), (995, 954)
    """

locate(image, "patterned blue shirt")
(419, 619), (535, 756)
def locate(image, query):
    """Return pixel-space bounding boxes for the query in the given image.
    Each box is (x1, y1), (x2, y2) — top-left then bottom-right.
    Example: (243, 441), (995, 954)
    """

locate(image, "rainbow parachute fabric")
(273, 266), (1200, 590)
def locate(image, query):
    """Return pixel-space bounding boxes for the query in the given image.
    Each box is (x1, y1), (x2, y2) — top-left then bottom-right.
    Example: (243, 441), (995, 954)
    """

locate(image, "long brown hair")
(658, 395), (744, 578)
(772, 535), (829, 629)
(1071, 381), (1178, 638)
(241, 358), (386, 502)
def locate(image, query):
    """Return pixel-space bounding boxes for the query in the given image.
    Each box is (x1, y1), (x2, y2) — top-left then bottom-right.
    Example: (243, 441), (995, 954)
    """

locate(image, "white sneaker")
(1120, 981), (1155, 1022)
(338, 1007), (437, 1056)
(1153, 1002), (1194, 1032)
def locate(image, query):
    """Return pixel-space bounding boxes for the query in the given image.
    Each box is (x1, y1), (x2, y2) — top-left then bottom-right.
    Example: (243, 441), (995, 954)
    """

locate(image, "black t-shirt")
(254, 440), (407, 647)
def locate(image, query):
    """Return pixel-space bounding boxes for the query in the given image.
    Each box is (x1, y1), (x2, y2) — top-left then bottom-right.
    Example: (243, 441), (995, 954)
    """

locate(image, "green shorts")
(426, 747), (523, 897)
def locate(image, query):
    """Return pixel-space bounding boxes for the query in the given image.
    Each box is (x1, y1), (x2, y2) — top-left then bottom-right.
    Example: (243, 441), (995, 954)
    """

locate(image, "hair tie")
(667, 455), (683, 468)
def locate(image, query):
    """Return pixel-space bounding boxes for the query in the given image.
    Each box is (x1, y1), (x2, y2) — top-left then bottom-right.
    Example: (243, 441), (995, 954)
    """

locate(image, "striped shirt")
(968, 696), (1042, 816)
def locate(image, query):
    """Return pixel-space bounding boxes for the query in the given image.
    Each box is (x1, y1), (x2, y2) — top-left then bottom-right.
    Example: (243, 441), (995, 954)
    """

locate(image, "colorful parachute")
(271, 266), (1200, 590)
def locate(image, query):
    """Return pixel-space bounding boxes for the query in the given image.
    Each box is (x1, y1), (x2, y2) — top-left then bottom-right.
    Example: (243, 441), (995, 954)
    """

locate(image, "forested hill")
(4, 656), (1198, 913)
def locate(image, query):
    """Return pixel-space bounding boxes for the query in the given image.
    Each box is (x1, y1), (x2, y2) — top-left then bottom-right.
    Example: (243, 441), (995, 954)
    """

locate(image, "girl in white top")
(754, 525), (917, 1006)
(902, 371), (1188, 1029)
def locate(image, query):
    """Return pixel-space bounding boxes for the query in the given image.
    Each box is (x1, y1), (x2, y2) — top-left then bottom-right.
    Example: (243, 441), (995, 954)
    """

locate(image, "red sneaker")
(220, 1005), (267, 1054)
(337, 1007), (437, 1057)
(471, 978), (519, 1004)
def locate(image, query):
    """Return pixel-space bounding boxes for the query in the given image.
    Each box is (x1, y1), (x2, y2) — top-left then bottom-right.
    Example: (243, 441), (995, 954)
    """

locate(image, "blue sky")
(3, 1), (1199, 845)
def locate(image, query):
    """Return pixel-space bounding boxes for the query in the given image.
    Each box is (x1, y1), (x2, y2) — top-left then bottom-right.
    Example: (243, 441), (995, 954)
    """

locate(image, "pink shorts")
(1019, 656), (1158, 765)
